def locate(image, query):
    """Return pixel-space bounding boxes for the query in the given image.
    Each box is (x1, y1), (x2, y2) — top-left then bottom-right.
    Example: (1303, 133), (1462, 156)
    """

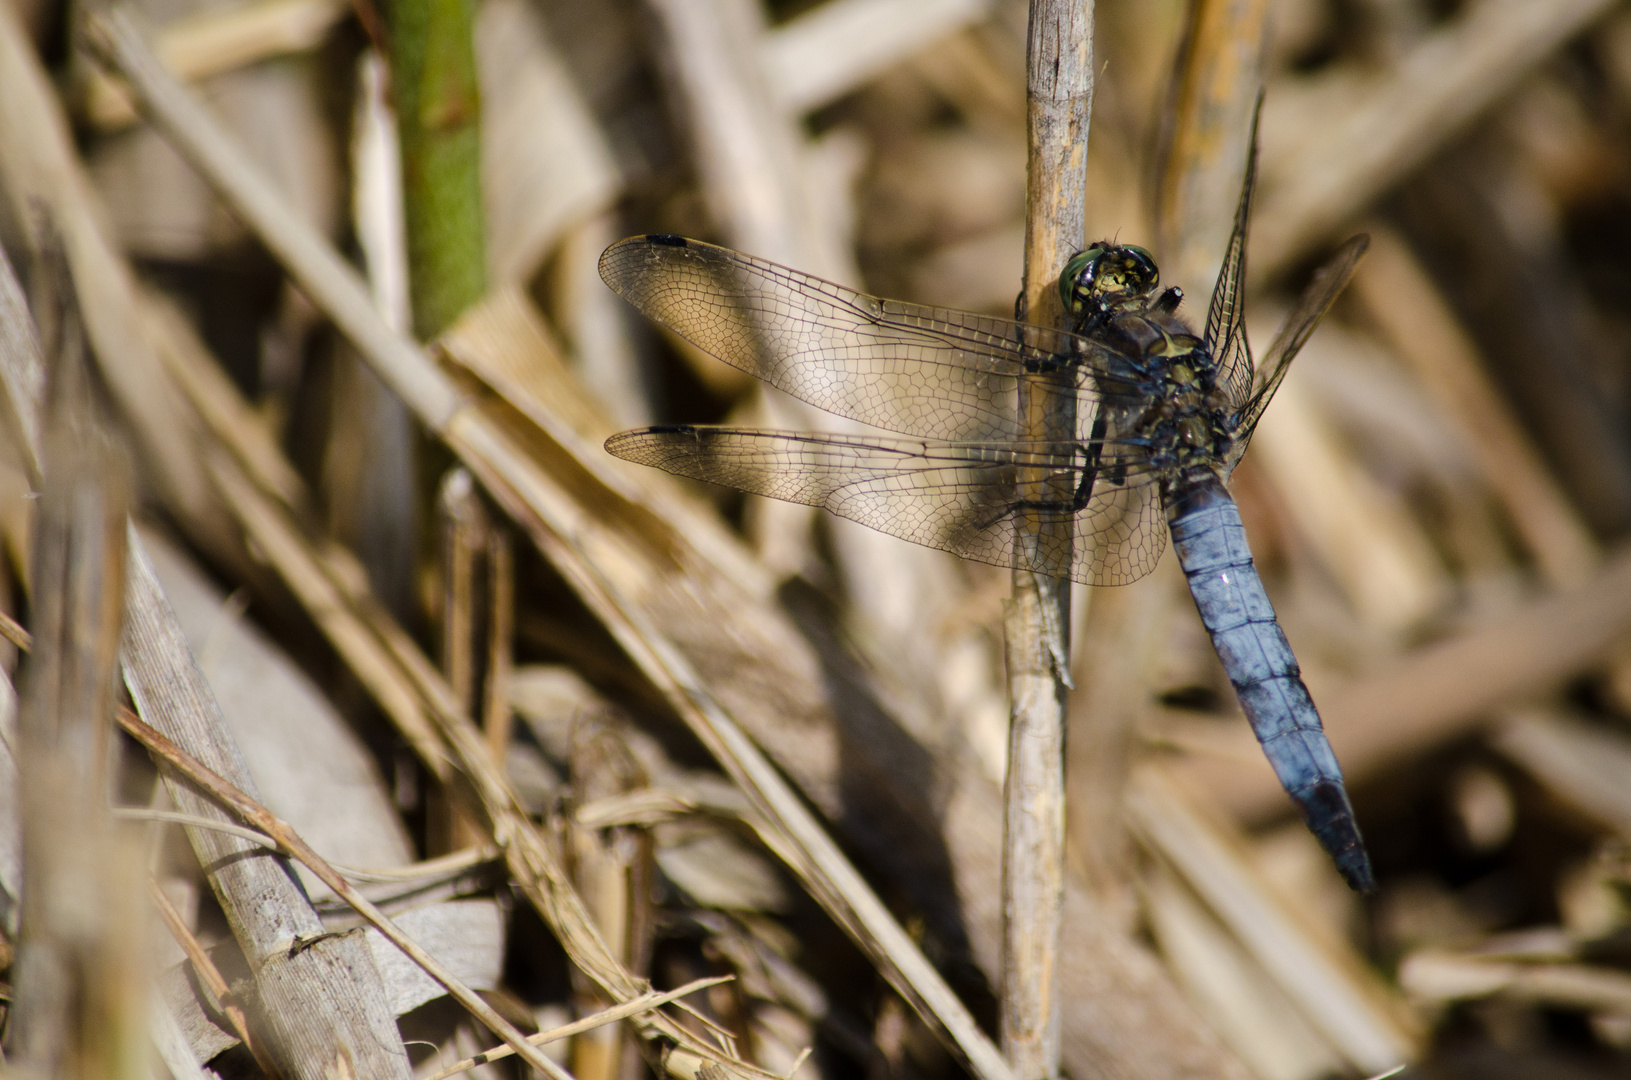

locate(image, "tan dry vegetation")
(3, 1), (1631, 1079)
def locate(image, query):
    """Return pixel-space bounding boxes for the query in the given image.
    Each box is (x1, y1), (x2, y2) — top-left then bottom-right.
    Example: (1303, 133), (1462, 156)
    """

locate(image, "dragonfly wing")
(1075, 479), (1168, 586)
(1231, 234), (1370, 456)
(599, 235), (1133, 443)
(606, 426), (1166, 586)
(1203, 92), (1262, 408)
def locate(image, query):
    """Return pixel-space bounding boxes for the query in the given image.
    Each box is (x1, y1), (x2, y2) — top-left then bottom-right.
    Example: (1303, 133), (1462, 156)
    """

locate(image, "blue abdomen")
(1165, 474), (1374, 892)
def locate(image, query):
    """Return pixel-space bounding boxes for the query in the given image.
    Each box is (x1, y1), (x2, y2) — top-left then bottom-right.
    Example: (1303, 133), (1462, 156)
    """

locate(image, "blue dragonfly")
(597, 126), (1374, 892)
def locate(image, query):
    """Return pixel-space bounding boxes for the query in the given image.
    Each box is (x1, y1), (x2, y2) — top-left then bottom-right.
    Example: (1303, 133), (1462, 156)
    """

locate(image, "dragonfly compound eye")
(1122, 246), (1160, 295)
(1058, 245), (1107, 312)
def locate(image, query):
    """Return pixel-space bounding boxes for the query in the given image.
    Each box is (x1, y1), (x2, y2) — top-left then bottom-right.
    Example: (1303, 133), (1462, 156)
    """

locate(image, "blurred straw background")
(1, 0), (1631, 1078)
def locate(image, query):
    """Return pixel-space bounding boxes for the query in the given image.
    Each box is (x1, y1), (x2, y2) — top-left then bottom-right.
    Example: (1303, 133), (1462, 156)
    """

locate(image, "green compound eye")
(1122, 246), (1159, 292)
(1058, 246), (1106, 309)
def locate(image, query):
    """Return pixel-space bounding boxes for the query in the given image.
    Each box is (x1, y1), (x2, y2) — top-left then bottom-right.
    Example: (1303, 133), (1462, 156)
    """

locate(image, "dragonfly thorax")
(1103, 308), (1237, 474)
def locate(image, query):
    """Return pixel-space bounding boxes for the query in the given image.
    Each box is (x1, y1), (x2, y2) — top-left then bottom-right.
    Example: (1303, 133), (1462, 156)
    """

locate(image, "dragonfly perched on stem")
(598, 115), (1375, 892)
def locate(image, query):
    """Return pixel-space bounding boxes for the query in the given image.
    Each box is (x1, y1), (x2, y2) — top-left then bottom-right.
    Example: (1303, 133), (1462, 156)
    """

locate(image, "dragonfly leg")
(975, 496), (1079, 532)
(976, 439), (1102, 532)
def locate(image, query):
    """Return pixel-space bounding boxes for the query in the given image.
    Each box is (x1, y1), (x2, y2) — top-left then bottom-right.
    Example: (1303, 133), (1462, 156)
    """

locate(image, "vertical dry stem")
(436, 466), (513, 846)
(567, 721), (648, 1080)
(436, 465), (513, 759)
(8, 240), (144, 1080)
(1154, 0), (1271, 296)
(1002, 4), (1093, 1079)
(440, 467), (483, 715)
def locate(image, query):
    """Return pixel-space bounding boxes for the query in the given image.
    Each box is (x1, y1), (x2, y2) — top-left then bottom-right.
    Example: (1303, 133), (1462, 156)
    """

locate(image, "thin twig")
(128, 808), (494, 884)
(114, 808), (278, 849)
(0, 609), (32, 653)
(784, 1046), (813, 1078)
(327, 845), (500, 883)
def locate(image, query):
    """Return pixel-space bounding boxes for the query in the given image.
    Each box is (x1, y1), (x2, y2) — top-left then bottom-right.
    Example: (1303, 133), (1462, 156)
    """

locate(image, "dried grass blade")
(169, 376), (751, 1073)
(122, 529), (415, 1080)
(1351, 226), (1598, 588)
(425, 976), (737, 1080)
(114, 807), (277, 849)
(0, 241), (42, 486)
(441, 438), (1013, 1080)
(1127, 767), (1417, 1074)
(0, 2), (216, 530)
(143, 322), (764, 1075)
(115, 704), (577, 1080)
(82, 9), (461, 430)
(1254, 0), (1618, 277)
(0, 608), (33, 652)
(201, 459), (635, 988)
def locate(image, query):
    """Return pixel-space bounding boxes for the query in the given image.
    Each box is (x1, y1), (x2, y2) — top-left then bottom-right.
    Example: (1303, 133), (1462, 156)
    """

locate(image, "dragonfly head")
(1059, 243), (1161, 322)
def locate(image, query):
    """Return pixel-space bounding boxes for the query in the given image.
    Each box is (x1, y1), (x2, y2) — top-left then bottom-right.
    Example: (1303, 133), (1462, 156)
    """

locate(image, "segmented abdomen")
(1165, 474), (1374, 892)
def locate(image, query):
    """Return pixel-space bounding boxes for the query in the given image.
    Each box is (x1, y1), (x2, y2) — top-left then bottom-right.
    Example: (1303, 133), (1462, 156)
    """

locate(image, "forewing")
(606, 426), (1166, 586)
(599, 236), (1137, 443)
(1231, 235), (1370, 457)
(1204, 93), (1263, 407)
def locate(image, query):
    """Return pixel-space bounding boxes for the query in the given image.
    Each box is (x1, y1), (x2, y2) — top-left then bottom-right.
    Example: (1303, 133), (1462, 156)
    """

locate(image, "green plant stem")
(386, 0), (486, 339)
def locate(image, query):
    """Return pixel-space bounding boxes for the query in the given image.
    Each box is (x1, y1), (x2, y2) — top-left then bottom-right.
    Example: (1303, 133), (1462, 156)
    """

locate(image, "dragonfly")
(598, 122), (1375, 893)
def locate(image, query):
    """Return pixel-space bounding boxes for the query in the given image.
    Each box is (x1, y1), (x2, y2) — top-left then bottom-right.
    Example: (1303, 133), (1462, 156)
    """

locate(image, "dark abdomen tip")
(1302, 780), (1376, 893)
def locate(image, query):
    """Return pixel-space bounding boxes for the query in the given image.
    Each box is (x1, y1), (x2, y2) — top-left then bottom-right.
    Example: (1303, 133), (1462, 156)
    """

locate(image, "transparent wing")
(606, 426), (1168, 586)
(1205, 92), (1263, 408)
(1230, 235), (1371, 459)
(599, 235), (1147, 444)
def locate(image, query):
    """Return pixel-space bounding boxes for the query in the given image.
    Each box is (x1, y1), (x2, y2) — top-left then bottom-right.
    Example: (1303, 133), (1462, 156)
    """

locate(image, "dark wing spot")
(645, 234), (690, 247)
